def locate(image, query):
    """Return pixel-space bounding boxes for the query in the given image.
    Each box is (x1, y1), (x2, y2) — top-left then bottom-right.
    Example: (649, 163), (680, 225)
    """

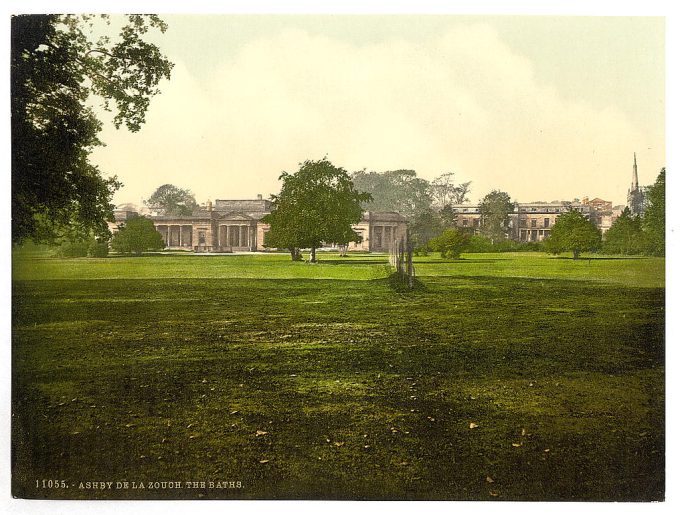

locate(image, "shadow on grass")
(386, 272), (426, 292)
(414, 258), (507, 264)
(551, 256), (649, 261)
(317, 259), (390, 266)
(102, 252), (196, 259)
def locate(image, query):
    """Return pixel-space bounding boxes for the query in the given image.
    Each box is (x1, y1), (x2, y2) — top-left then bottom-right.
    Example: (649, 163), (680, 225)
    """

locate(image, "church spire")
(632, 152), (639, 190)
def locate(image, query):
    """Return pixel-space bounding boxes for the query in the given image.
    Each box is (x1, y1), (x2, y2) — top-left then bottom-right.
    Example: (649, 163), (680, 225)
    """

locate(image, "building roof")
(362, 211), (409, 222)
(153, 212), (212, 221)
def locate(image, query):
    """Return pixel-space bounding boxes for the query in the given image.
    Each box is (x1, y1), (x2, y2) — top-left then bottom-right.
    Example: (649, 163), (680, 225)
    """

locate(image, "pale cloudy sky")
(89, 15), (665, 208)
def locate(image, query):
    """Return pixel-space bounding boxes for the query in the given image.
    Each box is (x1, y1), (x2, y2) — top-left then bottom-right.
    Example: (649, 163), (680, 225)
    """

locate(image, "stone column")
(166, 226), (170, 246)
(179, 225), (183, 247)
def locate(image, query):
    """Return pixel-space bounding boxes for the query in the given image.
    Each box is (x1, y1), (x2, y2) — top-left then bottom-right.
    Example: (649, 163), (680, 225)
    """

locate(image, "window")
(531, 219), (537, 228)
(520, 219), (527, 228)
(544, 218), (550, 228)
(198, 231), (206, 245)
(462, 219), (468, 227)
(473, 218), (479, 227)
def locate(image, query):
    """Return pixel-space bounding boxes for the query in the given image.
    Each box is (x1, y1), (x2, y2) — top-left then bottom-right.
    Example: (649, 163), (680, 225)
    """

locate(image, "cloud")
(92, 23), (660, 206)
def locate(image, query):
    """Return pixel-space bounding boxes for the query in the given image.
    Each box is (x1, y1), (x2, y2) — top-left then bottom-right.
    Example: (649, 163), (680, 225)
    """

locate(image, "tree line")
(38, 159), (668, 260)
(11, 15), (665, 260)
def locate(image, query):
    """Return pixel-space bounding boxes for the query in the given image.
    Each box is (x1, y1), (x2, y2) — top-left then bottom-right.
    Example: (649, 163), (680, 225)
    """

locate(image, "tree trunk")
(573, 249), (580, 260)
(311, 246), (317, 263)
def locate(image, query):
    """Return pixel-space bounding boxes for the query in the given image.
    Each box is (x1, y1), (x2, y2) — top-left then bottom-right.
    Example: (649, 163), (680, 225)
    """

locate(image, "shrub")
(54, 239), (89, 258)
(466, 235), (495, 253)
(413, 245), (429, 257)
(429, 228), (470, 259)
(88, 241), (109, 257)
(111, 216), (164, 255)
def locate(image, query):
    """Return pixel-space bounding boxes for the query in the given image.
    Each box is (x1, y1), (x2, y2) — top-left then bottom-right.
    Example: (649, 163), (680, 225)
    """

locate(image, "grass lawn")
(11, 250), (665, 500)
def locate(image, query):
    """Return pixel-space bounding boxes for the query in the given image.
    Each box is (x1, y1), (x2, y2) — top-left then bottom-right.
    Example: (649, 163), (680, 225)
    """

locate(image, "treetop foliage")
(430, 172), (472, 209)
(145, 184), (198, 216)
(350, 169), (471, 221)
(642, 168), (665, 256)
(479, 190), (514, 243)
(11, 14), (173, 244)
(602, 207), (644, 255)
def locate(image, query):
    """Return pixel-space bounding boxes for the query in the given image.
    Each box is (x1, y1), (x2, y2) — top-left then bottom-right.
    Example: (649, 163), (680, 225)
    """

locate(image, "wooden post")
(407, 240), (414, 289)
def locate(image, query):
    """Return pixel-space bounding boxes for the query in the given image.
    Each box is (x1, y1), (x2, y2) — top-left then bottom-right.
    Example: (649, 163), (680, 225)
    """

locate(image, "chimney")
(257, 194), (263, 200)
(207, 201), (213, 211)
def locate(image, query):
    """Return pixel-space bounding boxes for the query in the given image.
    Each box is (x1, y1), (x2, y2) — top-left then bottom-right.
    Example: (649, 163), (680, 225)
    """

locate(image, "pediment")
(217, 211), (255, 221)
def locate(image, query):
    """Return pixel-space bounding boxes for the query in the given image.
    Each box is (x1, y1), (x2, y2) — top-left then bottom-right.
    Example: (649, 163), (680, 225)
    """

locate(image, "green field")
(11, 250), (665, 500)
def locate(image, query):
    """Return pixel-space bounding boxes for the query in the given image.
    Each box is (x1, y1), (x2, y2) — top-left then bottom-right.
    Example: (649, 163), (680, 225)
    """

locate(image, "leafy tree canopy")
(410, 208), (444, 248)
(642, 168), (665, 256)
(544, 210), (601, 259)
(430, 172), (471, 209)
(145, 184), (198, 216)
(350, 169), (433, 220)
(439, 204), (458, 227)
(11, 14), (173, 244)
(602, 207), (644, 255)
(263, 158), (372, 262)
(479, 190), (514, 243)
(110, 216), (164, 255)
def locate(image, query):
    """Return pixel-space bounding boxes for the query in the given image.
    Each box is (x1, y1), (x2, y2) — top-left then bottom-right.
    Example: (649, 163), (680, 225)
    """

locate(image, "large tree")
(350, 169), (433, 220)
(642, 168), (665, 256)
(263, 158), (371, 262)
(479, 190), (514, 243)
(544, 210), (601, 259)
(145, 184), (198, 216)
(11, 14), (173, 244)
(602, 207), (644, 255)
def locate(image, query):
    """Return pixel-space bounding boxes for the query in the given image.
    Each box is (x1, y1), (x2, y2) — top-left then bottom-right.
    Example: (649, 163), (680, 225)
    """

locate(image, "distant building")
(627, 153), (646, 216)
(114, 196), (408, 253)
(581, 197), (615, 234)
(581, 197), (613, 213)
(448, 201), (595, 242)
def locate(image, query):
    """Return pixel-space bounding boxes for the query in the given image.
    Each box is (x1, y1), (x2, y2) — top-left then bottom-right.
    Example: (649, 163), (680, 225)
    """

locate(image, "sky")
(87, 14), (665, 208)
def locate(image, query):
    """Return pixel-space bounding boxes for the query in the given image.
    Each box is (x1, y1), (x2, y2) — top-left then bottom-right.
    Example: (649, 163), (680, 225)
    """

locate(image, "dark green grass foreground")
(12, 251), (664, 500)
